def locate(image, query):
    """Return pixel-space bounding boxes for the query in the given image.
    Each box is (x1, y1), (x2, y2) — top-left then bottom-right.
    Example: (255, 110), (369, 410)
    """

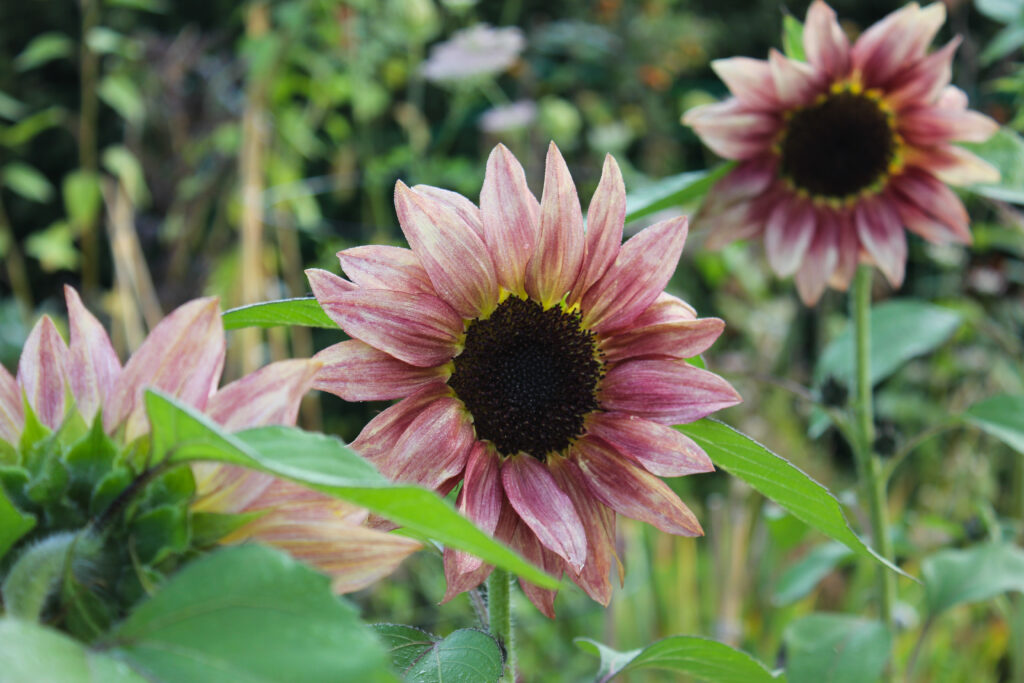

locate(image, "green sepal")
(64, 414), (121, 504)
(61, 570), (114, 642)
(191, 509), (267, 548)
(18, 396), (52, 455)
(130, 504), (190, 566)
(89, 467), (133, 517)
(24, 448), (69, 505)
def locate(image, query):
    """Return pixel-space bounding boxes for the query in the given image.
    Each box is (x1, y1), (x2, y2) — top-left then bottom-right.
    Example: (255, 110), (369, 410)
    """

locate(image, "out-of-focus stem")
(0, 197), (34, 325)
(487, 569), (515, 682)
(79, 0), (100, 298)
(237, 2), (271, 375)
(851, 266), (897, 668)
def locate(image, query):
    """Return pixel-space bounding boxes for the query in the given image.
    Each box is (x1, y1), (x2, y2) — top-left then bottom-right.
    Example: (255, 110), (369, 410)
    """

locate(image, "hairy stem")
(851, 266), (897, 661)
(487, 569), (515, 682)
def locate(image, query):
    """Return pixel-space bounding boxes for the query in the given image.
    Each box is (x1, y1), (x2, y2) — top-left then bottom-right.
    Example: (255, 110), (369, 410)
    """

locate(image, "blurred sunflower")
(308, 142), (740, 616)
(0, 287), (419, 595)
(684, 1), (999, 304)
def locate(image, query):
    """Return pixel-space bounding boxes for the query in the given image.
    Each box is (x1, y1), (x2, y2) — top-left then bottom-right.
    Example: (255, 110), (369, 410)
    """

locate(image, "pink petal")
(192, 466), (277, 514)
(479, 143), (540, 295)
(889, 171), (971, 244)
(699, 157), (778, 219)
(829, 211), (861, 291)
(937, 85), (969, 110)
(600, 316), (724, 363)
(526, 142), (585, 307)
(411, 184), (484, 236)
(629, 292), (697, 325)
(711, 58), (779, 110)
(887, 38), (960, 111)
(442, 546), (495, 603)
(852, 2), (946, 88)
(509, 516), (562, 618)
(313, 339), (445, 402)
(335, 246), (434, 295)
(899, 106), (1000, 146)
(584, 412), (714, 477)
(206, 358), (318, 431)
(803, 0), (850, 79)
(794, 212), (840, 305)
(582, 216), (689, 333)
(764, 196), (815, 277)
(17, 316), (69, 431)
(350, 380), (451, 462)
(768, 50), (819, 109)
(683, 100), (780, 160)
(702, 185), (780, 249)
(380, 396), (475, 490)
(571, 154), (626, 306)
(854, 197), (907, 287)
(548, 455), (617, 605)
(501, 453), (587, 571)
(0, 364), (23, 444)
(453, 443), (503, 573)
(64, 286), (121, 424)
(572, 435), (703, 536)
(225, 482), (421, 594)
(104, 298), (225, 441)
(317, 289), (462, 368)
(903, 145), (1000, 187)
(599, 358), (742, 425)
(395, 181), (499, 319)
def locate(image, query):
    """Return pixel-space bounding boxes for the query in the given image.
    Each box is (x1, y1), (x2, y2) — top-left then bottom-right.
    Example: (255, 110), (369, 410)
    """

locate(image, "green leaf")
(0, 90), (26, 121)
(101, 545), (394, 682)
(190, 510), (266, 547)
(102, 146), (149, 206)
(677, 420), (906, 577)
(98, 74), (144, 125)
(222, 296), (339, 330)
(3, 162), (54, 202)
(25, 221), (79, 272)
(0, 618), (147, 683)
(14, 33), (74, 72)
(980, 23), (1024, 64)
(922, 542), (1024, 614)
(0, 486), (35, 560)
(63, 170), (103, 227)
(783, 614), (890, 683)
(624, 164), (734, 224)
(963, 127), (1024, 204)
(0, 107), (64, 148)
(782, 15), (806, 61)
(576, 635), (778, 683)
(402, 629), (503, 682)
(813, 299), (961, 387)
(143, 391), (559, 588)
(773, 542), (853, 606)
(105, 0), (168, 12)
(373, 624), (439, 673)
(975, 0), (1024, 24)
(963, 394), (1024, 455)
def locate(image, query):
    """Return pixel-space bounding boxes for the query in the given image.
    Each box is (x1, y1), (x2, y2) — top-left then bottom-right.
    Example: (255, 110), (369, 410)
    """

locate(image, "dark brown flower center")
(779, 91), (895, 199)
(449, 296), (602, 459)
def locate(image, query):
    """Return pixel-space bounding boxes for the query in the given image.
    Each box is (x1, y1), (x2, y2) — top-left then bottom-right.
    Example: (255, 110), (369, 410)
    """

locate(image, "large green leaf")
(783, 614), (890, 683)
(813, 299), (961, 387)
(374, 624), (439, 674)
(13, 33), (74, 72)
(222, 296), (339, 330)
(963, 127), (1024, 205)
(0, 619), (147, 683)
(677, 420), (906, 577)
(963, 395), (1024, 455)
(922, 542), (1024, 615)
(576, 636), (779, 683)
(772, 542), (853, 607)
(3, 162), (54, 203)
(624, 164), (734, 224)
(0, 487), (35, 560)
(402, 629), (503, 682)
(101, 545), (393, 682)
(144, 391), (558, 588)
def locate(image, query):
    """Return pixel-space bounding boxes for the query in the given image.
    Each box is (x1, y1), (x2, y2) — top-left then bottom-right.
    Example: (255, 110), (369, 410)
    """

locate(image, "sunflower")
(684, 1), (999, 304)
(308, 142), (740, 615)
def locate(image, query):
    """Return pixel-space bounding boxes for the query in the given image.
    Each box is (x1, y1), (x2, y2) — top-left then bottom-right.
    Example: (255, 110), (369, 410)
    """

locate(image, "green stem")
(851, 266), (897, 651)
(79, 0), (100, 299)
(487, 569), (515, 682)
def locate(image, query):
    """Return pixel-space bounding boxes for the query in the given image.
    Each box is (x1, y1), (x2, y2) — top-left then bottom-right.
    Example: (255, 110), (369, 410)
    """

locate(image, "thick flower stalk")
(0, 287), (419, 595)
(684, 0), (999, 304)
(308, 142), (741, 616)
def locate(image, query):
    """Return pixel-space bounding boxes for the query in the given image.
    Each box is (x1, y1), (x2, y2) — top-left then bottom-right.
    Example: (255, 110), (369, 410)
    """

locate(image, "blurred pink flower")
(0, 287), (419, 593)
(308, 142), (740, 616)
(684, 1), (999, 304)
(479, 100), (537, 133)
(421, 24), (525, 83)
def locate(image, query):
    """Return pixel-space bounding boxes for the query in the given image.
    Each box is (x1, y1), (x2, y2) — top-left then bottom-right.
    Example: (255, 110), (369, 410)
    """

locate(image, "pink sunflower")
(307, 142), (741, 616)
(684, 0), (999, 304)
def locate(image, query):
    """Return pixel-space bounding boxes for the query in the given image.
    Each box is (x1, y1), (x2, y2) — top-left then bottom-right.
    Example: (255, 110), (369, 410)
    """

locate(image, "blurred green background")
(2, 0), (1023, 680)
